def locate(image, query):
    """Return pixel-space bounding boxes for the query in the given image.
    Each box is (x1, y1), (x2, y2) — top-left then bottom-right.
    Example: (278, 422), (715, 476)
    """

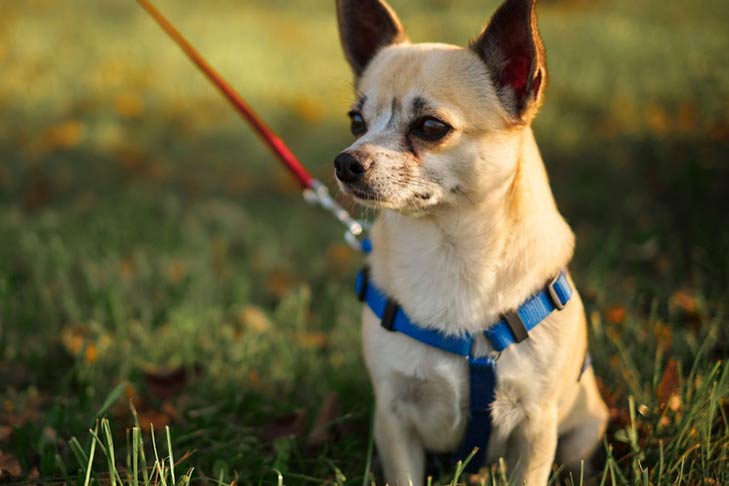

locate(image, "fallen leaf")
(266, 271), (293, 299)
(44, 121), (84, 149)
(239, 306), (271, 333)
(294, 332), (329, 349)
(605, 305), (626, 324)
(307, 392), (340, 446)
(0, 426), (11, 442)
(645, 103), (670, 135)
(61, 325), (85, 356)
(136, 409), (172, 432)
(657, 358), (680, 411)
(161, 401), (178, 419)
(42, 426), (58, 444)
(114, 92), (144, 118)
(85, 344), (98, 363)
(144, 366), (188, 400)
(670, 290), (697, 314)
(677, 102), (698, 134)
(654, 321), (673, 349)
(0, 451), (21, 478)
(167, 260), (187, 284)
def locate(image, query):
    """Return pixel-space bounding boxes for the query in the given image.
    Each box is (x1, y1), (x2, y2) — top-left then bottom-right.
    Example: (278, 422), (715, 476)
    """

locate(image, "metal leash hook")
(303, 180), (370, 253)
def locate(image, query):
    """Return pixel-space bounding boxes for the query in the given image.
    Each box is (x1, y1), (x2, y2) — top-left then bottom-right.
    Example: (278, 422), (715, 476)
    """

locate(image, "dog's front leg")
(506, 407), (558, 486)
(374, 402), (425, 486)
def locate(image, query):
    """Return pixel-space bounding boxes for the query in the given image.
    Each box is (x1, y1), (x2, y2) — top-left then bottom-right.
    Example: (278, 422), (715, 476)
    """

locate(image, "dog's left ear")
(471, 0), (546, 123)
(336, 0), (408, 78)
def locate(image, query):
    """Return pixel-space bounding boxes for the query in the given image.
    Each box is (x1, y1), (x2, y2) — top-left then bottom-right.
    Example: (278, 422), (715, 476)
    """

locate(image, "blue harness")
(354, 266), (580, 472)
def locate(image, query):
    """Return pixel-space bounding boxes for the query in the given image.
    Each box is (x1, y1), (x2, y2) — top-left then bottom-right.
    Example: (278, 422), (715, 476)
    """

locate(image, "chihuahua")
(333, 0), (608, 484)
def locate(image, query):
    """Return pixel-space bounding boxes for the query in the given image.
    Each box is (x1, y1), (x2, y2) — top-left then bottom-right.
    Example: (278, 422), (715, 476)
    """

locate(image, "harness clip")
(356, 267), (370, 302)
(548, 274), (567, 311)
(381, 299), (399, 332)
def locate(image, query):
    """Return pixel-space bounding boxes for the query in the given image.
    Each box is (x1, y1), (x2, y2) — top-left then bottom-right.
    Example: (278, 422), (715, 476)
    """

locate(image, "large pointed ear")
(336, 0), (408, 78)
(471, 0), (546, 123)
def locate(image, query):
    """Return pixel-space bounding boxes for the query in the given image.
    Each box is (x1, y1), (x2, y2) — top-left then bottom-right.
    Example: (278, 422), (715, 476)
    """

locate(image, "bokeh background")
(0, 0), (727, 484)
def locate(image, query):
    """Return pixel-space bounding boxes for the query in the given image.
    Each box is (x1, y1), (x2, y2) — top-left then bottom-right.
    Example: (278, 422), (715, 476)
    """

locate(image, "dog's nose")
(334, 152), (366, 183)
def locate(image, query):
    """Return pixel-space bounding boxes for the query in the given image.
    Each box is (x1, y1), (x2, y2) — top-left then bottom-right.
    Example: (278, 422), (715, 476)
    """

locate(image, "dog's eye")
(348, 111), (367, 137)
(412, 117), (451, 142)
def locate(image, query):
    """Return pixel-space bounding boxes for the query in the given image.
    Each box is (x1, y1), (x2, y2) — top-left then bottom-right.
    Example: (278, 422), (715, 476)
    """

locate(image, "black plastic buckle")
(547, 273), (567, 311)
(357, 266), (370, 302)
(381, 299), (399, 332)
(503, 310), (529, 343)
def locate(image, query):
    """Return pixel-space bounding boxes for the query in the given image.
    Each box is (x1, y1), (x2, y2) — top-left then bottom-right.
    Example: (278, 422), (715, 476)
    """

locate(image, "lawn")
(0, 0), (727, 484)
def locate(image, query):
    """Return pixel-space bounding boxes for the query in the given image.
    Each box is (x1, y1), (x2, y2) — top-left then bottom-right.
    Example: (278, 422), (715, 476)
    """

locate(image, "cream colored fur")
(334, 2), (608, 485)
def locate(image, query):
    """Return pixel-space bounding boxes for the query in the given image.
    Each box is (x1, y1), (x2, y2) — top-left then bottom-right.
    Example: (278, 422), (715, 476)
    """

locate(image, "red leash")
(138, 0), (313, 189)
(138, 0), (368, 251)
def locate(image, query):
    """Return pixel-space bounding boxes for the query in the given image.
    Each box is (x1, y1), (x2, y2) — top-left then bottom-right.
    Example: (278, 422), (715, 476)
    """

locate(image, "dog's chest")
(362, 307), (524, 457)
(370, 218), (507, 335)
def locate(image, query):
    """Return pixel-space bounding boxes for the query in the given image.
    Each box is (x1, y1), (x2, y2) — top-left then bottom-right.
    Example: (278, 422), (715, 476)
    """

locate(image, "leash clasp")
(303, 179), (370, 253)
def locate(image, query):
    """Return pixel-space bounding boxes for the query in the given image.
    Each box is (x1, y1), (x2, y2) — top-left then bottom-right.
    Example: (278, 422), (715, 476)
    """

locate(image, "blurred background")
(0, 0), (727, 484)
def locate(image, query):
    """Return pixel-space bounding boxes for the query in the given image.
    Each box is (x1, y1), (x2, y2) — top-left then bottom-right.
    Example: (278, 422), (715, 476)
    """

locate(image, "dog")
(333, 0), (609, 484)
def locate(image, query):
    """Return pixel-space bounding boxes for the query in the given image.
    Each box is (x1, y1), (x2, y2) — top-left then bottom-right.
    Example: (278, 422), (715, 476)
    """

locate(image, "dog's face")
(335, 0), (546, 214)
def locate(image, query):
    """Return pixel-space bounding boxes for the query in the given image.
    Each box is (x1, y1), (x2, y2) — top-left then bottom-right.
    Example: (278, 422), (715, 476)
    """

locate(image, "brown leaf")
(239, 306), (271, 334)
(645, 103), (670, 135)
(265, 271), (294, 299)
(136, 410), (172, 432)
(307, 392), (340, 447)
(114, 92), (144, 118)
(605, 305), (627, 324)
(167, 260), (187, 284)
(670, 290), (697, 314)
(84, 344), (98, 364)
(0, 426), (11, 442)
(657, 358), (680, 411)
(44, 121), (85, 149)
(144, 366), (188, 400)
(0, 451), (21, 478)
(247, 370), (261, 387)
(294, 332), (329, 349)
(654, 321), (674, 349)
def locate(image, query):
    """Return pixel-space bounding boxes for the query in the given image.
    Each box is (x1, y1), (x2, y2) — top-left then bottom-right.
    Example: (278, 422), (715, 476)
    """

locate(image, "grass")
(0, 0), (728, 484)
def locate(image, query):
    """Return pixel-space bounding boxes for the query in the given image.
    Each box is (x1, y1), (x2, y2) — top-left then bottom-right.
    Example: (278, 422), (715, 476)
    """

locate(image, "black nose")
(334, 152), (366, 183)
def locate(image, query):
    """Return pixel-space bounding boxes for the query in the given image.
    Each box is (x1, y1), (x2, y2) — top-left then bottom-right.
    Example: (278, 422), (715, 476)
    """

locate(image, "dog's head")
(334, 0), (546, 214)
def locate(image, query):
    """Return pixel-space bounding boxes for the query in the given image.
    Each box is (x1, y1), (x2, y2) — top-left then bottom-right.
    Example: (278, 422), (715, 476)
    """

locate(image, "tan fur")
(334, 1), (608, 485)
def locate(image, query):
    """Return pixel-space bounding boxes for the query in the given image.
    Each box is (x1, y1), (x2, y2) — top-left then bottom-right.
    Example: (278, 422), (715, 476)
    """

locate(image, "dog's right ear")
(336, 0), (408, 78)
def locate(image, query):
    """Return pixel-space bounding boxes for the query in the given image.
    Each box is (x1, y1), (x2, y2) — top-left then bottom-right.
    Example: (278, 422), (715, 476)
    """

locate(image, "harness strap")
(483, 272), (573, 352)
(354, 268), (576, 472)
(355, 271), (474, 357)
(458, 357), (496, 473)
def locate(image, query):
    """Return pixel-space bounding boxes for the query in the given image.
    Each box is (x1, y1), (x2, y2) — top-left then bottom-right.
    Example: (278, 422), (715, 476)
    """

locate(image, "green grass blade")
(133, 427), (140, 486)
(95, 382), (127, 420)
(84, 423), (99, 486)
(361, 407), (375, 486)
(151, 425), (169, 486)
(166, 425), (175, 486)
(69, 437), (90, 470)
